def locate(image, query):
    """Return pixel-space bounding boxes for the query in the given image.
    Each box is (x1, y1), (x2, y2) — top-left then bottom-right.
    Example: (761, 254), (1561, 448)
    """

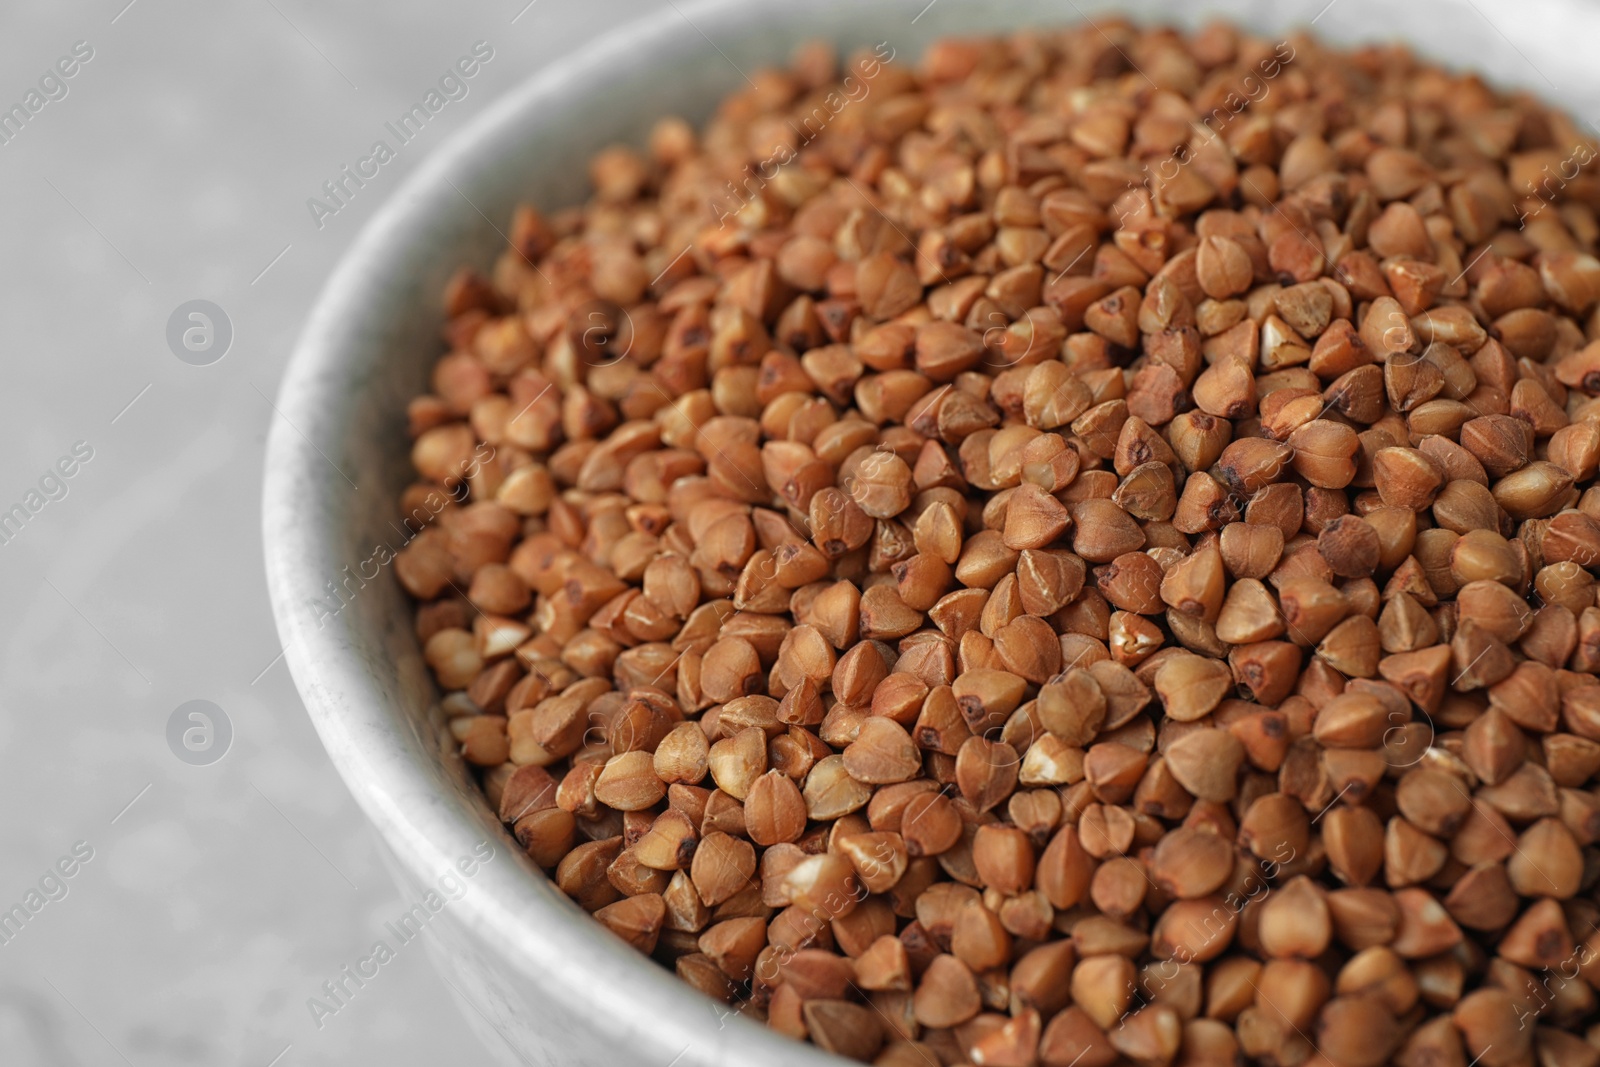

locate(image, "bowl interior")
(263, 0), (1600, 1061)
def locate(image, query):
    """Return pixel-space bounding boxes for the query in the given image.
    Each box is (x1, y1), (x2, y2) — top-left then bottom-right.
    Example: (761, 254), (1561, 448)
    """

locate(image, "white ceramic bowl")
(262, 1), (1600, 1062)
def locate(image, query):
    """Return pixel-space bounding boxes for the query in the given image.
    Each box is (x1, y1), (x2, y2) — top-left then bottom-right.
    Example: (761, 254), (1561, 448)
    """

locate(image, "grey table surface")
(0, 2), (656, 1064)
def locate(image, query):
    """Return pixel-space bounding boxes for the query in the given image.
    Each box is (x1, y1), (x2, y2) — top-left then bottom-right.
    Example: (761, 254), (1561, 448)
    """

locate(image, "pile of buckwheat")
(395, 18), (1600, 1066)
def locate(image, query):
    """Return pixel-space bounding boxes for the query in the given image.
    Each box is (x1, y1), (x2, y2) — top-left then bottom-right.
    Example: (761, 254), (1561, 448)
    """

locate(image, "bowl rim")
(262, 0), (1600, 1060)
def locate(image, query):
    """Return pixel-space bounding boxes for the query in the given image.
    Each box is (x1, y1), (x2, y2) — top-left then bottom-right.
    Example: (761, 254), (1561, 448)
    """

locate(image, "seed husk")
(743, 770), (806, 847)
(803, 754), (873, 821)
(706, 726), (767, 801)
(1257, 876), (1331, 959)
(1109, 1003), (1182, 1067)
(1507, 818), (1583, 898)
(1153, 653), (1233, 722)
(913, 954), (981, 1029)
(1163, 728), (1243, 802)
(955, 735), (1020, 813)
(1452, 988), (1532, 1067)
(842, 717), (922, 785)
(1036, 670), (1106, 745)
(1318, 995), (1402, 1067)
(593, 750), (668, 811)
(1148, 825), (1234, 899)
(690, 831), (755, 907)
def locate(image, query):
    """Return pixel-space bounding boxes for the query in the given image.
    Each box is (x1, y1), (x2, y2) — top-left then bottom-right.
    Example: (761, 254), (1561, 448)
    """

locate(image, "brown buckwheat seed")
(403, 21), (1600, 1064)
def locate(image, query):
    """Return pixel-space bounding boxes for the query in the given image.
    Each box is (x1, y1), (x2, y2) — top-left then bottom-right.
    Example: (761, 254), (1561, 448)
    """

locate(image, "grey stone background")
(0, 0), (1589, 1064)
(0, 2), (653, 1064)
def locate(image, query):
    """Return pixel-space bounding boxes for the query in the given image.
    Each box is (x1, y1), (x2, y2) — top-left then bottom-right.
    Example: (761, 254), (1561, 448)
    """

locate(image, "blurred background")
(0, 2), (658, 1064)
